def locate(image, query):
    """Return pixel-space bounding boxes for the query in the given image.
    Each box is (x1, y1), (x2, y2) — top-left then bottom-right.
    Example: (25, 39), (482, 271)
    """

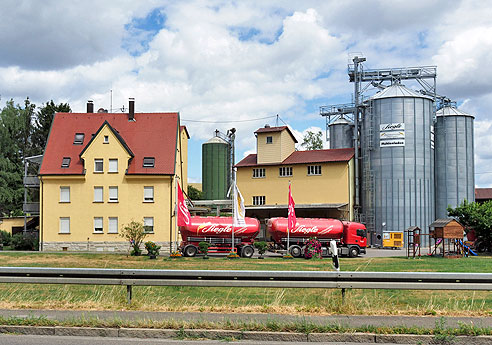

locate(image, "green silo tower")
(202, 135), (231, 200)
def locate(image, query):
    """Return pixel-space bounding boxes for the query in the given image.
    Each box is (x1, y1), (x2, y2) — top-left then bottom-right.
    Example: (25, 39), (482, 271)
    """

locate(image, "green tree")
(0, 98), (35, 215)
(187, 185), (203, 200)
(120, 220), (148, 256)
(301, 130), (323, 150)
(447, 200), (492, 252)
(32, 100), (71, 155)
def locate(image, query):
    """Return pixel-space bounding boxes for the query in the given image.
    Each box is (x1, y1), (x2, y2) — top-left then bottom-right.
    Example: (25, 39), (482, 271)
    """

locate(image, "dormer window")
(266, 136), (273, 144)
(61, 157), (71, 168)
(143, 157), (155, 168)
(73, 133), (84, 145)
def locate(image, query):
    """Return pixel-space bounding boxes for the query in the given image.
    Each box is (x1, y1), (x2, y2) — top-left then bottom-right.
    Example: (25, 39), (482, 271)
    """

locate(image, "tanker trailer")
(266, 217), (367, 258)
(179, 216), (260, 258)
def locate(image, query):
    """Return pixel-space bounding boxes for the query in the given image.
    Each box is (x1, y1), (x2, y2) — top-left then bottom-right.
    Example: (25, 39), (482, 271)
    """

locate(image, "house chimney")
(128, 98), (135, 121)
(87, 100), (94, 113)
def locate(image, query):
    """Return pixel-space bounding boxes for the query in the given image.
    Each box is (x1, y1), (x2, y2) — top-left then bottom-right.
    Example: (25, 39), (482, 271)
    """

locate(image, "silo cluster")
(202, 136), (231, 200)
(329, 117), (354, 149)
(434, 106), (475, 218)
(359, 84), (475, 245)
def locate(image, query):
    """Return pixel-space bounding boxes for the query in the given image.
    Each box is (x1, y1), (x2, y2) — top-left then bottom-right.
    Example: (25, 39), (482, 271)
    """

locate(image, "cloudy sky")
(1, 0), (492, 186)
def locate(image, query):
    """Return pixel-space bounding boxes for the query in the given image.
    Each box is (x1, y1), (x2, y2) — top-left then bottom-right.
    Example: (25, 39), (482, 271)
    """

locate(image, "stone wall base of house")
(41, 241), (175, 255)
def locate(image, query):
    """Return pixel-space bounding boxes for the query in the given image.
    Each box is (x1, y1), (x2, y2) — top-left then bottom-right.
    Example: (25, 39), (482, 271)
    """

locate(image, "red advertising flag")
(177, 181), (191, 227)
(288, 183), (296, 231)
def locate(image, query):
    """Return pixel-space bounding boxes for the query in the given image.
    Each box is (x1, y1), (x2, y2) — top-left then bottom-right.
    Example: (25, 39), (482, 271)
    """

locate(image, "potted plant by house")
(198, 241), (211, 259)
(145, 241), (161, 259)
(254, 241), (267, 259)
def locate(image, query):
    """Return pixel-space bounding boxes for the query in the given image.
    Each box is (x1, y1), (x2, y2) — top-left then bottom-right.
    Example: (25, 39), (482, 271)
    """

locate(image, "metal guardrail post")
(127, 285), (132, 305)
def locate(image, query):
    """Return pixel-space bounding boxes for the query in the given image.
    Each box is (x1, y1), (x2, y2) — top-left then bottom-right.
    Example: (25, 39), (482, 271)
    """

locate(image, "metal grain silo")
(202, 136), (230, 200)
(361, 84), (435, 246)
(329, 117), (354, 149)
(435, 106), (475, 218)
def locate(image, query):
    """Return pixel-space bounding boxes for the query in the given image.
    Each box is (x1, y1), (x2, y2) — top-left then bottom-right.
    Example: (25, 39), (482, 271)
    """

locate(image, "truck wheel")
(289, 245), (302, 258)
(241, 245), (254, 258)
(348, 246), (360, 258)
(183, 245), (198, 257)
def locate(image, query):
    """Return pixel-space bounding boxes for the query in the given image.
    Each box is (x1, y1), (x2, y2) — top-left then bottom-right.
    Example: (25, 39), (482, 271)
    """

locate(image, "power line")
(181, 115), (276, 124)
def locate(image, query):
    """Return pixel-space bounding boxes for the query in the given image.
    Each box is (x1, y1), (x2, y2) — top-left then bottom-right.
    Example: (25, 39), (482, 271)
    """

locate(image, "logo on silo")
(380, 123), (405, 147)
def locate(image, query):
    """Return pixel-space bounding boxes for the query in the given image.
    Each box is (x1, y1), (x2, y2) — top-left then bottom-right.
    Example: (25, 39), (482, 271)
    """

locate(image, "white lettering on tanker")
(197, 222), (248, 235)
(290, 224), (334, 235)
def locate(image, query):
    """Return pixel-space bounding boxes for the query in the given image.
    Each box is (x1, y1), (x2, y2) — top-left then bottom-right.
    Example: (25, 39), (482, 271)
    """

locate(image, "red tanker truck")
(179, 216), (260, 258)
(267, 217), (367, 258)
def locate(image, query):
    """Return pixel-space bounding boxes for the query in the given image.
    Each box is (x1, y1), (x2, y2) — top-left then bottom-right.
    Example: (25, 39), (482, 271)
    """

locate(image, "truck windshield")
(356, 229), (366, 238)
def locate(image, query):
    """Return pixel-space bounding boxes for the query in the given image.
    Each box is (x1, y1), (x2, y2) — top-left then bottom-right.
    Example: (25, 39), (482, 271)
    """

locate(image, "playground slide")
(459, 240), (478, 256)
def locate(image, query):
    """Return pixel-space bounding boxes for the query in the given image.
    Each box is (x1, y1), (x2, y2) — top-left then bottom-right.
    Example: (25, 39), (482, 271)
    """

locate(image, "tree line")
(0, 98), (70, 216)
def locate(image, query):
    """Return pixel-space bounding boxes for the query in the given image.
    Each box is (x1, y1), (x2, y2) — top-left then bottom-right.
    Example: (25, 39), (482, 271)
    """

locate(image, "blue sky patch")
(122, 8), (167, 56)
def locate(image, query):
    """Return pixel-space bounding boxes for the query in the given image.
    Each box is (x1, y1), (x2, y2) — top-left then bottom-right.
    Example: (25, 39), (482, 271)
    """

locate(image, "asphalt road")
(0, 334), (412, 345)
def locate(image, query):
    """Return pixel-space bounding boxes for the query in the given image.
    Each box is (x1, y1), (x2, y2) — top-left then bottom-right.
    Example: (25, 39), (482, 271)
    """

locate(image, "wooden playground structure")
(428, 219), (466, 258)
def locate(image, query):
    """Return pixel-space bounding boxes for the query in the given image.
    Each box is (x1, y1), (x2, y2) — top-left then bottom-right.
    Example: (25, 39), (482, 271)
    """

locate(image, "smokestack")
(128, 98), (135, 121)
(87, 100), (94, 113)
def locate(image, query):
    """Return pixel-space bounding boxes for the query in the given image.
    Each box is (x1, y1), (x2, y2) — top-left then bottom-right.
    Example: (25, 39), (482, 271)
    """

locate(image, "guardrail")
(0, 267), (491, 304)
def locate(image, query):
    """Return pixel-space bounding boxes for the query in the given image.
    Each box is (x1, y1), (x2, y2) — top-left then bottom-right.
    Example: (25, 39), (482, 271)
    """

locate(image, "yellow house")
(236, 126), (355, 221)
(38, 103), (188, 252)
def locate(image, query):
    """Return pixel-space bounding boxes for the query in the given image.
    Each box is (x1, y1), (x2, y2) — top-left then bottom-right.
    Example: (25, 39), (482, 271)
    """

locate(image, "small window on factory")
(73, 133), (85, 145)
(61, 157), (71, 168)
(143, 157), (155, 168)
(266, 136), (273, 144)
(307, 165), (322, 176)
(253, 168), (265, 178)
(253, 196), (266, 206)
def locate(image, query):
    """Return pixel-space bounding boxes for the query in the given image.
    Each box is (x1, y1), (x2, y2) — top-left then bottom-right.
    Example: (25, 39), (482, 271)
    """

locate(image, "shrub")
(254, 241), (268, 258)
(0, 230), (11, 246)
(11, 232), (38, 251)
(144, 241), (161, 257)
(199, 241), (211, 258)
(120, 220), (147, 256)
(304, 237), (322, 259)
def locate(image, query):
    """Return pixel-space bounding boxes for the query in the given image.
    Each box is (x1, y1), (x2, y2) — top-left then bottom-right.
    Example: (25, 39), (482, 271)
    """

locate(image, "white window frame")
(253, 196), (266, 206)
(59, 217), (70, 234)
(108, 217), (118, 234)
(60, 186), (70, 203)
(94, 186), (103, 203)
(307, 165), (322, 176)
(108, 159), (118, 173)
(253, 168), (265, 178)
(103, 135), (109, 144)
(279, 166), (292, 177)
(109, 186), (118, 202)
(94, 159), (104, 173)
(144, 217), (154, 233)
(94, 217), (103, 233)
(144, 186), (154, 202)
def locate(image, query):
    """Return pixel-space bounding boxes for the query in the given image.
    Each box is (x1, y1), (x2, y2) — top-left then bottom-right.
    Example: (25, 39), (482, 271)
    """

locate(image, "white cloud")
(1, 0), (491, 185)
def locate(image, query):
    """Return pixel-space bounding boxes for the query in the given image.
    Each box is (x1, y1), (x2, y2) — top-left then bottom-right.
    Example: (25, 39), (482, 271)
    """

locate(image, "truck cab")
(341, 221), (367, 257)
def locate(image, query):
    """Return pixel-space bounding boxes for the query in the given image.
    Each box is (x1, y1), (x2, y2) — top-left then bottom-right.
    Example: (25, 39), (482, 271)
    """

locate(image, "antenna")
(110, 89), (112, 113)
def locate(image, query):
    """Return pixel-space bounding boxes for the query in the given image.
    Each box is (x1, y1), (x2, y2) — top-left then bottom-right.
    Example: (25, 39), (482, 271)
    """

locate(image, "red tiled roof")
(235, 148), (354, 167)
(254, 126), (298, 143)
(475, 188), (492, 200)
(39, 112), (179, 175)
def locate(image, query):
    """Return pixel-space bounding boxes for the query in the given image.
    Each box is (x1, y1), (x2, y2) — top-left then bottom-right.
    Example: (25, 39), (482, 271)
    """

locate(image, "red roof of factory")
(235, 148), (354, 167)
